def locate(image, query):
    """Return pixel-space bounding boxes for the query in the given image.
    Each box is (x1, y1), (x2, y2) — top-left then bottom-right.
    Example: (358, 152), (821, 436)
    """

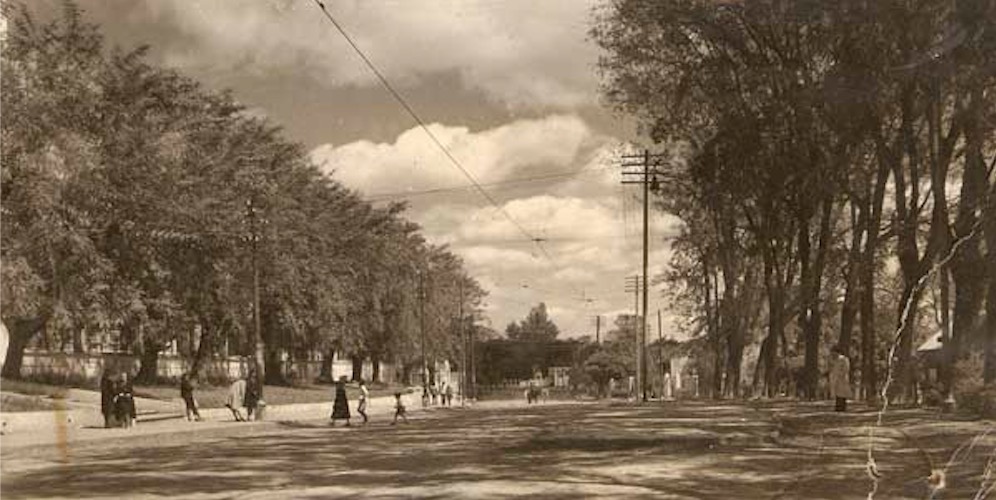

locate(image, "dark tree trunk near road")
(351, 355), (363, 381)
(2, 316), (47, 379)
(371, 355), (381, 383)
(135, 342), (161, 383)
(319, 348), (335, 382)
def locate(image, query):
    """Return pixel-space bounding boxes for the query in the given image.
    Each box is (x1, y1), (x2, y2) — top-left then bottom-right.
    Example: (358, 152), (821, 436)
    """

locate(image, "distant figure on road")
(180, 372), (202, 422)
(829, 345), (851, 412)
(444, 383), (453, 407)
(330, 376), (351, 427)
(226, 378), (248, 422)
(100, 370), (116, 428)
(357, 379), (369, 425)
(391, 391), (408, 425)
(114, 372), (136, 428)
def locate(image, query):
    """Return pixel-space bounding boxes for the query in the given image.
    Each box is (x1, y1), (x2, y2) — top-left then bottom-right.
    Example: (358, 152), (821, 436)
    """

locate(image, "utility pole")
(458, 279), (465, 407)
(624, 275), (642, 399)
(595, 315), (601, 344)
(658, 309), (664, 400)
(417, 268), (427, 394)
(246, 199), (264, 401)
(622, 149), (669, 403)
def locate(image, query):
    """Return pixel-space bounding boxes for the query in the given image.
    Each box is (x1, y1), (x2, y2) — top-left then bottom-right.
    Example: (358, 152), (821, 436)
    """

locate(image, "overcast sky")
(35, 0), (684, 340)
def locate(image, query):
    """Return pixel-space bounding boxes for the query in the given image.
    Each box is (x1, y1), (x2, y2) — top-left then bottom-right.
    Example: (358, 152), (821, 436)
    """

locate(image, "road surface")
(2, 400), (992, 498)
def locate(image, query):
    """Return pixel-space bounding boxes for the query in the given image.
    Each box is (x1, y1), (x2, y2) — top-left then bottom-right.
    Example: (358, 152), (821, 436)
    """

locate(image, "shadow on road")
(2, 402), (992, 499)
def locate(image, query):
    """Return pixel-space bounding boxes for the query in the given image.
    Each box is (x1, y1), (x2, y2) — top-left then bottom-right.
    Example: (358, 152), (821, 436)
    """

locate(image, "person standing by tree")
(356, 379), (369, 425)
(830, 346), (852, 412)
(180, 372), (202, 422)
(330, 376), (351, 427)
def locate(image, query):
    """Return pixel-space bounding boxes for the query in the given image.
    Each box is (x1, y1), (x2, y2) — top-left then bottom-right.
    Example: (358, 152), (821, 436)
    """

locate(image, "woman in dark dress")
(100, 371), (116, 428)
(244, 368), (261, 421)
(330, 376), (351, 427)
(114, 372), (136, 428)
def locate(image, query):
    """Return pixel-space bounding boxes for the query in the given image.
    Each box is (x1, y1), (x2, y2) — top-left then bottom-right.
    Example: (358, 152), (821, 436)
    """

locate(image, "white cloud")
(311, 114), (597, 197)
(145, 0), (603, 109)
(311, 115), (684, 340)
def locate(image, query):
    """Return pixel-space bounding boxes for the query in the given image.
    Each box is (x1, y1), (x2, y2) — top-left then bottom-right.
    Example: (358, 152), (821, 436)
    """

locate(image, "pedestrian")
(114, 371), (136, 428)
(226, 378), (247, 422)
(830, 345), (852, 412)
(444, 383), (453, 407)
(430, 384), (438, 406)
(245, 368), (261, 421)
(391, 391), (408, 425)
(357, 379), (369, 425)
(180, 372), (202, 422)
(330, 376), (351, 427)
(100, 370), (116, 428)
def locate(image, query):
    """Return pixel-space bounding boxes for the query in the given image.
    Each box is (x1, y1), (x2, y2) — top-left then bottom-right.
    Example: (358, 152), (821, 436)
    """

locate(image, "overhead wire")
(311, 0), (554, 262)
(362, 164), (614, 202)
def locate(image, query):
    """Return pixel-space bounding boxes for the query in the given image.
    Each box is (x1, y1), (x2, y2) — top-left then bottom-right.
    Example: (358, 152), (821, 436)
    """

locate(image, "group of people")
(224, 369), (262, 422)
(329, 377), (410, 426)
(99, 371), (137, 428)
(421, 382), (454, 407)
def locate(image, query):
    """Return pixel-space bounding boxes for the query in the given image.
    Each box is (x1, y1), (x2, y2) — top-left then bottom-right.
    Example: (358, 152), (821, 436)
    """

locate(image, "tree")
(505, 303), (559, 342)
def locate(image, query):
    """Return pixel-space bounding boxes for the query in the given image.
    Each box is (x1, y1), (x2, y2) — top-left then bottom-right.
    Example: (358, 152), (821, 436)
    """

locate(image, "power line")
(311, 0), (552, 261)
(363, 165), (613, 202)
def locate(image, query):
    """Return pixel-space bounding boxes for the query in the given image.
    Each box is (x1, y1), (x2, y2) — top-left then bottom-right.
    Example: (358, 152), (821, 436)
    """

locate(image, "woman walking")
(100, 370), (116, 428)
(226, 378), (247, 422)
(180, 372), (202, 422)
(330, 376), (351, 427)
(114, 372), (136, 428)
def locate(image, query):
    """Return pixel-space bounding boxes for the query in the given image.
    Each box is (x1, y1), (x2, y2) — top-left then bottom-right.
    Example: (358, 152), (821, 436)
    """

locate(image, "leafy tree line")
(594, 0), (996, 406)
(0, 3), (486, 384)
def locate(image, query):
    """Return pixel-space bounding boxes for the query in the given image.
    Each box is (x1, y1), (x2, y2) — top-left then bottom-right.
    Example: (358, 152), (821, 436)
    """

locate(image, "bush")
(953, 354), (996, 417)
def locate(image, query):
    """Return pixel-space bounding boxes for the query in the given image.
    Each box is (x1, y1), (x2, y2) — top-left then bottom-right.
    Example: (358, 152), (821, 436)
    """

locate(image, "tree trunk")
(840, 200), (865, 382)
(951, 94), (989, 389)
(135, 342), (160, 383)
(371, 355), (381, 383)
(351, 355), (363, 382)
(319, 348), (335, 382)
(2, 317), (46, 379)
(189, 324), (212, 381)
(860, 158), (890, 401)
(983, 179), (996, 384)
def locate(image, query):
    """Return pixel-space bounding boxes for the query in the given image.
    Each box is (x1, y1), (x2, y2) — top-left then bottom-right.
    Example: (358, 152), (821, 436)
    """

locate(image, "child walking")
(357, 379), (369, 425)
(391, 391), (408, 425)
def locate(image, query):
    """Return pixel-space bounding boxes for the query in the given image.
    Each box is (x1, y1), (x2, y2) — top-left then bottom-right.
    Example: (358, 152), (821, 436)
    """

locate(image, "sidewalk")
(0, 392), (440, 451)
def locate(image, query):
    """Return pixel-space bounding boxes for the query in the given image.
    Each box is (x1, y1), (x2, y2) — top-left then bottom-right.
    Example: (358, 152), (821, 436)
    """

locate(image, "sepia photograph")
(1, 0), (996, 498)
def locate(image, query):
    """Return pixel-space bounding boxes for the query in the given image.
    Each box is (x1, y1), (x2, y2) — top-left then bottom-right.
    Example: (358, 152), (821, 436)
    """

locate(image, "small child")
(357, 379), (369, 425)
(391, 391), (408, 425)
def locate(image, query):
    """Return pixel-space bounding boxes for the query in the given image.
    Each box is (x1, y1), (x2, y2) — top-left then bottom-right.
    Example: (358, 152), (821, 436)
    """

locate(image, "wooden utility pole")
(246, 199), (264, 400)
(595, 315), (601, 344)
(418, 268), (427, 391)
(624, 275), (642, 399)
(622, 149), (668, 402)
(459, 279), (465, 407)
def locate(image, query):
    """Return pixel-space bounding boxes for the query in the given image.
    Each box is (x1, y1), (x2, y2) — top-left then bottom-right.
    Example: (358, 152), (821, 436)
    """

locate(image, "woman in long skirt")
(330, 376), (351, 427)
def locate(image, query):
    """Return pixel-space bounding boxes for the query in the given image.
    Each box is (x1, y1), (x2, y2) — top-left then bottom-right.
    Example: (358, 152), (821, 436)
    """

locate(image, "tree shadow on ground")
(2, 402), (992, 499)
